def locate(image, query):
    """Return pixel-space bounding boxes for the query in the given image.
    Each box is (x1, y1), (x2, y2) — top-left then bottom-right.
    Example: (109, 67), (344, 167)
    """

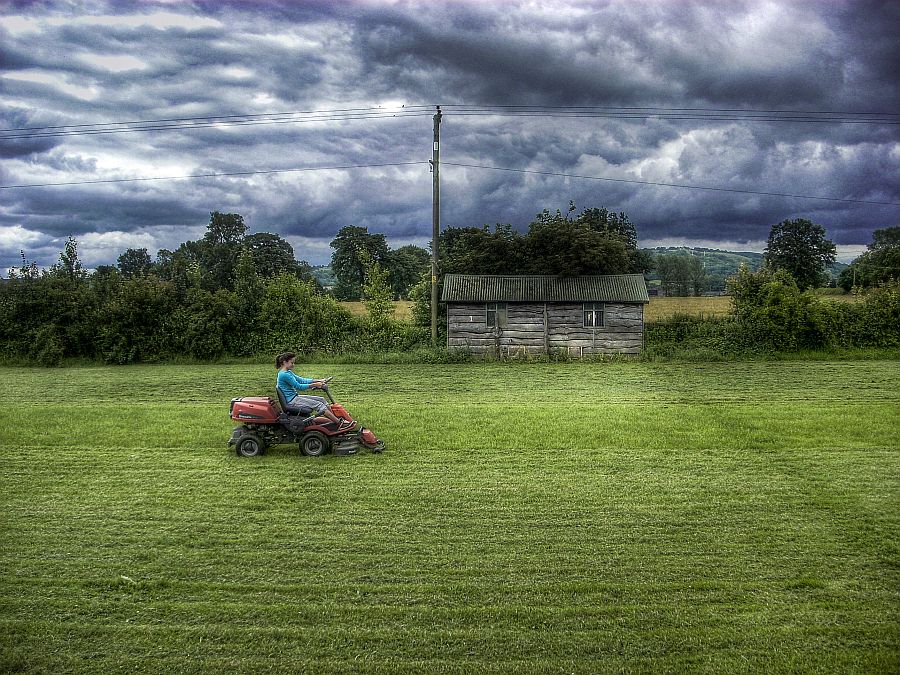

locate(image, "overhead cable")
(0, 161), (426, 190)
(442, 161), (900, 207)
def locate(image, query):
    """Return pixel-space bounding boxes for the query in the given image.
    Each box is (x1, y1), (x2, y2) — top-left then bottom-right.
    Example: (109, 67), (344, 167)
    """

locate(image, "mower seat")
(276, 388), (315, 416)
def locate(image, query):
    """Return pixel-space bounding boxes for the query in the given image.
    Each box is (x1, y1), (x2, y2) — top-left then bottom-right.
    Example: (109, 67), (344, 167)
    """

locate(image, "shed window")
(583, 302), (605, 328)
(486, 302), (508, 328)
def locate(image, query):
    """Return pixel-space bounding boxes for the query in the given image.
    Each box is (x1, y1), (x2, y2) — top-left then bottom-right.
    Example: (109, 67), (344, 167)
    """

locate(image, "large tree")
(243, 232), (298, 278)
(439, 224), (524, 275)
(435, 207), (647, 278)
(199, 211), (248, 291)
(524, 212), (631, 275)
(385, 245), (430, 299)
(764, 218), (836, 290)
(330, 226), (390, 300)
(655, 253), (707, 296)
(49, 236), (87, 282)
(117, 248), (153, 278)
(838, 226), (900, 290)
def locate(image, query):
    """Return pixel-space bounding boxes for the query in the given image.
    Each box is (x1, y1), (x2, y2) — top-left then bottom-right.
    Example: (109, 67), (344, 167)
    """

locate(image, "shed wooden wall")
(447, 302), (644, 355)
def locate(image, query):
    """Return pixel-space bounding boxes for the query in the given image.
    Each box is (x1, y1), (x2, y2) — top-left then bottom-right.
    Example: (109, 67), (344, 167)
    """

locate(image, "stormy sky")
(1, 0), (898, 270)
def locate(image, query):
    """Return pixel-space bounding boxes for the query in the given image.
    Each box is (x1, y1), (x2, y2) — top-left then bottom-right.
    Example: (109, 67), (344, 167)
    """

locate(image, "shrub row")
(0, 272), (428, 366)
(646, 278), (900, 359)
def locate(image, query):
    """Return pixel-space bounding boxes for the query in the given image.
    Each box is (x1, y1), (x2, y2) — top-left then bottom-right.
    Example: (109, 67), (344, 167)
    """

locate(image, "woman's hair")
(275, 352), (296, 368)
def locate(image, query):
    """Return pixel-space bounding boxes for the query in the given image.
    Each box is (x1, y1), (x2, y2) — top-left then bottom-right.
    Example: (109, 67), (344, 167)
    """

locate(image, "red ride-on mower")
(228, 377), (384, 458)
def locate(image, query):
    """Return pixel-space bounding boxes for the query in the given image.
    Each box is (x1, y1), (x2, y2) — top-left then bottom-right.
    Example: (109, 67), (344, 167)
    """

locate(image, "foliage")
(166, 288), (240, 361)
(838, 226), (900, 290)
(438, 206), (648, 277)
(857, 280), (900, 346)
(94, 276), (181, 364)
(654, 252), (707, 296)
(117, 247), (153, 278)
(254, 273), (356, 355)
(524, 210), (631, 275)
(408, 271), (433, 328)
(329, 228), (428, 302)
(645, 247), (765, 292)
(330, 225), (390, 300)
(440, 224), (525, 275)
(361, 251), (395, 328)
(646, 268), (900, 357)
(197, 211), (249, 291)
(49, 236), (87, 282)
(764, 218), (836, 290)
(385, 244), (431, 299)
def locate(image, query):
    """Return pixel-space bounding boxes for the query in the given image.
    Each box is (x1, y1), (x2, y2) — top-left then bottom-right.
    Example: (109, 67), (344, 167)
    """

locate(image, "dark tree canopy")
(839, 226), (900, 290)
(330, 226), (390, 300)
(49, 236), (86, 282)
(205, 212), (248, 246)
(117, 248), (153, 278)
(440, 224), (524, 276)
(655, 253), (707, 296)
(764, 218), (836, 290)
(524, 212), (630, 276)
(436, 206), (646, 277)
(870, 226), (900, 252)
(386, 245), (430, 299)
(243, 232), (299, 279)
(197, 212), (249, 291)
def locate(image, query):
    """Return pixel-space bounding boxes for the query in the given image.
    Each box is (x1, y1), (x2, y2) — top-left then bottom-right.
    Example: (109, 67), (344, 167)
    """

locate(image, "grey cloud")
(0, 0), (897, 269)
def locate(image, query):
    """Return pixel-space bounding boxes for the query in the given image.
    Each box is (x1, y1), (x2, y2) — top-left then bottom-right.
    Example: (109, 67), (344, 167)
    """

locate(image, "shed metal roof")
(441, 274), (649, 303)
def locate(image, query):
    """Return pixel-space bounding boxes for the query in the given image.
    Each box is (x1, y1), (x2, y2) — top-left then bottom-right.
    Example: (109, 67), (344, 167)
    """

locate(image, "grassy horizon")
(1, 361), (898, 672)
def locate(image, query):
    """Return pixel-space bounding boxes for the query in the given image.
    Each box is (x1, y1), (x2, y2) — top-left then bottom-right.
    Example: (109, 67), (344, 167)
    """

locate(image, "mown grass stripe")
(1, 361), (897, 672)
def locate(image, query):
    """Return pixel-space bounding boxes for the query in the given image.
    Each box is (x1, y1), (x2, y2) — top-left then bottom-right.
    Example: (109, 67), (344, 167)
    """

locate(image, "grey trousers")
(286, 395), (328, 414)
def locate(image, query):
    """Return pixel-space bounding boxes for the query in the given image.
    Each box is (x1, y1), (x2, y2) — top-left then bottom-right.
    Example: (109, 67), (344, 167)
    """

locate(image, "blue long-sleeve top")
(277, 370), (313, 402)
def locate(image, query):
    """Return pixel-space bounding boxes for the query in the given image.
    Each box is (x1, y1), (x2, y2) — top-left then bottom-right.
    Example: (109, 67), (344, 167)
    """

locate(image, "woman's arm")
(287, 371), (314, 390)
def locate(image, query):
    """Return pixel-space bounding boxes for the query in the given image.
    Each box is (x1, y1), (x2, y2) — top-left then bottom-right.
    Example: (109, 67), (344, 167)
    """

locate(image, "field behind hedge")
(1, 361), (898, 673)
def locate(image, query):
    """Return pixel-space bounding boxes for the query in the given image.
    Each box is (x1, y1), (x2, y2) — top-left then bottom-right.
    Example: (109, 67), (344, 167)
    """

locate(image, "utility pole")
(431, 105), (442, 346)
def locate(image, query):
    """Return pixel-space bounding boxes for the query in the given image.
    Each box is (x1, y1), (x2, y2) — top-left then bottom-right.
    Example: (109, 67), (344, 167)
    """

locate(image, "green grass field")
(1, 362), (898, 673)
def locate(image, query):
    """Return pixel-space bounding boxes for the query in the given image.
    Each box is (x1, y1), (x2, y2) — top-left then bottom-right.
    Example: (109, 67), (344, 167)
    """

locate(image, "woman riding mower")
(275, 352), (353, 429)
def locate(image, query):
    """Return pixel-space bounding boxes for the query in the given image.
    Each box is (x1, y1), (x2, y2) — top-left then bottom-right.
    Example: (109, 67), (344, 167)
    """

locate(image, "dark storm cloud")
(0, 0), (897, 270)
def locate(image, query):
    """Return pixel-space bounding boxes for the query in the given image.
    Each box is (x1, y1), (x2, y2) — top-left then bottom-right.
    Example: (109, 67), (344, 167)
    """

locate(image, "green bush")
(255, 274), (356, 355)
(859, 281), (900, 347)
(95, 277), (180, 364)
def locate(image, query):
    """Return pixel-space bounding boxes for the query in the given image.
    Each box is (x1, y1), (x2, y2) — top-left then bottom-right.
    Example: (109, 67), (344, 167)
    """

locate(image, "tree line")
(2, 207), (896, 364)
(1, 212), (427, 365)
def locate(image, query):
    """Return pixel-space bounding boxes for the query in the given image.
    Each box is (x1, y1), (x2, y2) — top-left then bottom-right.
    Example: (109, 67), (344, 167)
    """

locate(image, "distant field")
(340, 300), (414, 321)
(1, 361), (898, 672)
(646, 293), (862, 322)
(645, 295), (732, 321)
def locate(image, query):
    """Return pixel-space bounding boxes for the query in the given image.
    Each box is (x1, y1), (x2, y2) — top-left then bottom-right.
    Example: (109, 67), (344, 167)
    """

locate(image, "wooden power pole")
(431, 105), (442, 346)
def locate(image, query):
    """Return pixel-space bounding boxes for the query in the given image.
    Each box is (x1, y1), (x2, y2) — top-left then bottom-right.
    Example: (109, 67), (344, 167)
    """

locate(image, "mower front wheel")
(236, 433), (266, 458)
(300, 431), (330, 457)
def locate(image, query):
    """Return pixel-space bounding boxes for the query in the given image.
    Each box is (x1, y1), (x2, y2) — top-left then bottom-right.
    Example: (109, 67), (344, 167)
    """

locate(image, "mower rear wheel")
(236, 433), (265, 458)
(300, 431), (330, 457)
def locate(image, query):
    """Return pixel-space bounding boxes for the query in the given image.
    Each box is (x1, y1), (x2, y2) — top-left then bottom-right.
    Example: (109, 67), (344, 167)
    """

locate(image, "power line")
(4, 105), (434, 132)
(442, 161), (900, 207)
(0, 161), (426, 189)
(2, 110), (434, 140)
(440, 107), (900, 125)
(6, 158), (895, 207)
(440, 103), (900, 117)
(5, 103), (896, 141)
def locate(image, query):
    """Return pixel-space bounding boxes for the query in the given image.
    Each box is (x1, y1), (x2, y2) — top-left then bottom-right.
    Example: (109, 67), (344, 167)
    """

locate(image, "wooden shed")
(442, 274), (649, 356)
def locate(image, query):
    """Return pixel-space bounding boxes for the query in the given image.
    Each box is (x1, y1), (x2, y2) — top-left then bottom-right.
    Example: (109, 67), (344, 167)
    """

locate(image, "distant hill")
(310, 265), (336, 288)
(644, 247), (847, 291)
